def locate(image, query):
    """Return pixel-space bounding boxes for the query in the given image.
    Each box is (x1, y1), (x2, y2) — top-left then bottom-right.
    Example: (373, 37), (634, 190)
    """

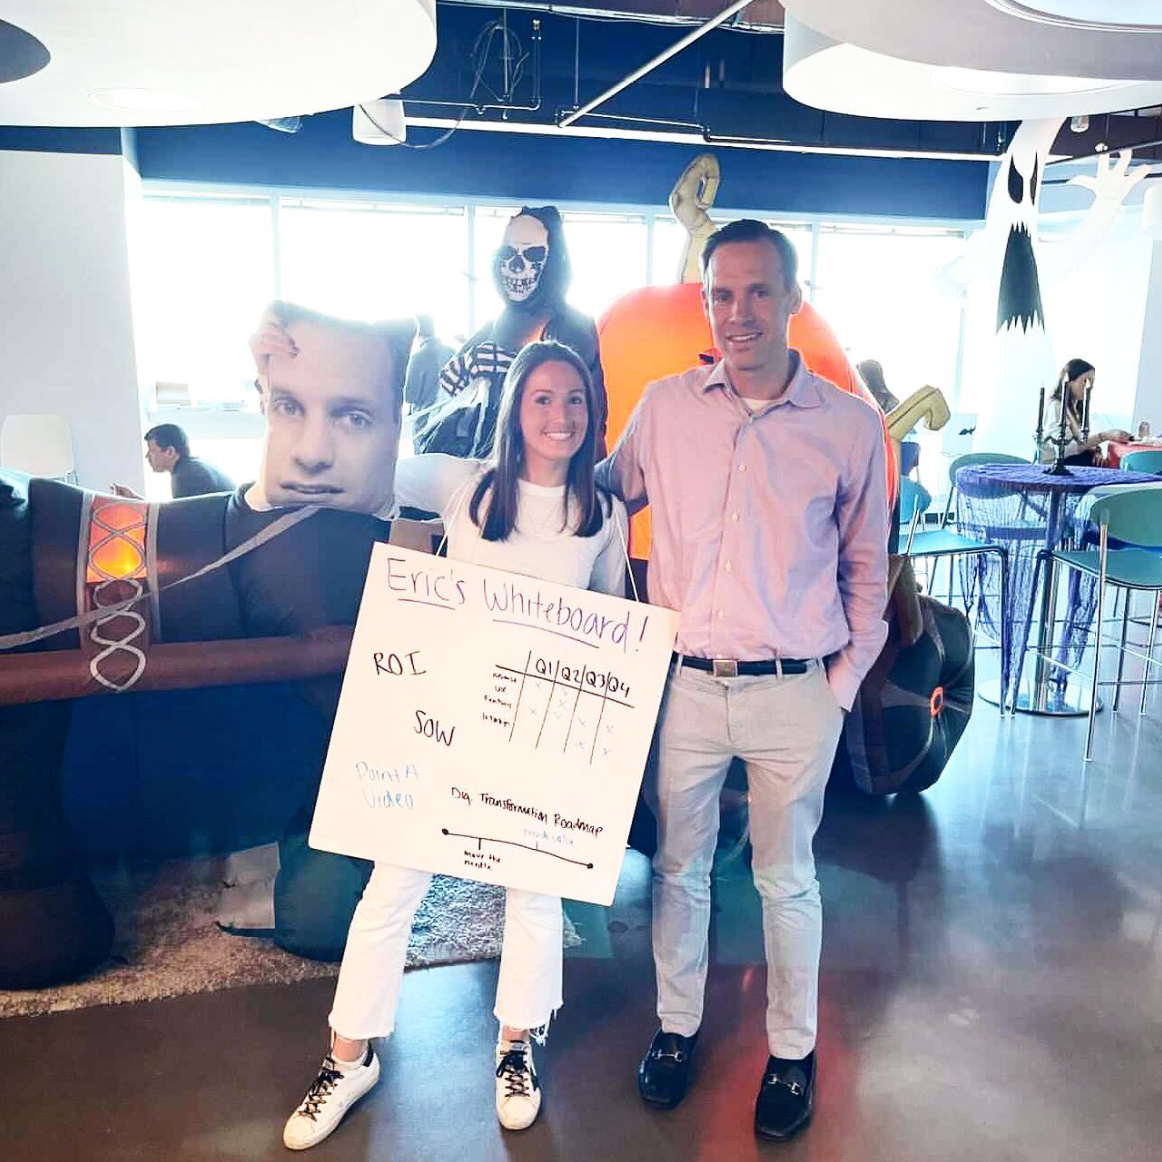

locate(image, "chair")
(1121, 450), (1162, 475)
(899, 478), (1011, 713)
(936, 451), (1028, 615)
(0, 414), (75, 481)
(941, 452), (1029, 530)
(1050, 489), (1162, 760)
(900, 440), (921, 480)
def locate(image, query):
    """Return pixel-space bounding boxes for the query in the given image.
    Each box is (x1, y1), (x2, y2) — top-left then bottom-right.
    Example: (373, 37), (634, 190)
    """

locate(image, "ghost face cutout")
(494, 214), (549, 305)
(260, 316), (404, 513)
(988, 119), (1061, 336)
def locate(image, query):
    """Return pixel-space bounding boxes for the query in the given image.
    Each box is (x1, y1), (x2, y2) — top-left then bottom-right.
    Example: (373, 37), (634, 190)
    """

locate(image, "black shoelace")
(496, 1045), (537, 1098)
(299, 1057), (344, 1121)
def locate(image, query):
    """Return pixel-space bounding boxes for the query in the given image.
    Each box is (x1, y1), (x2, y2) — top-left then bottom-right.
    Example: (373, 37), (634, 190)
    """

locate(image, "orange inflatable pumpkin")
(598, 282), (897, 556)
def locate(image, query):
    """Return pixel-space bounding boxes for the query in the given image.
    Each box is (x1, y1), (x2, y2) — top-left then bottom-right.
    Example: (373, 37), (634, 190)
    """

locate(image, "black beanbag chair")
(0, 472), (114, 987)
(835, 589), (974, 795)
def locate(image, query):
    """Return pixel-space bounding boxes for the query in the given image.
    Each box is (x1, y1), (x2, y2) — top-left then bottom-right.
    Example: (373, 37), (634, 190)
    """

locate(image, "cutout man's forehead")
(269, 318), (399, 403)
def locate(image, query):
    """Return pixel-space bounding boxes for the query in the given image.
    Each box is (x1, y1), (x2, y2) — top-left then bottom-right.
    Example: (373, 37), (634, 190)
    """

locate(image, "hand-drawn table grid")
(487, 650), (635, 765)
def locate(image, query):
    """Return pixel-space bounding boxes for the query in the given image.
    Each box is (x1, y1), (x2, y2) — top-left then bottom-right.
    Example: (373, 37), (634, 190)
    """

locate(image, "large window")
(136, 195), (274, 405)
(812, 224), (968, 492)
(134, 189), (969, 498)
(280, 198), (470, 341)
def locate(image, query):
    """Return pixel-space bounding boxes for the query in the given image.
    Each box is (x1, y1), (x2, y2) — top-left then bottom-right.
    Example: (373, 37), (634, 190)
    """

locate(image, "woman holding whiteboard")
(280, 340), (629, 1149)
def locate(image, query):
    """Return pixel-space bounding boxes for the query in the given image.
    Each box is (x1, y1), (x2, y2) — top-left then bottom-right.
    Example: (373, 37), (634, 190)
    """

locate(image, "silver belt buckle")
(711, 658), (738, 678)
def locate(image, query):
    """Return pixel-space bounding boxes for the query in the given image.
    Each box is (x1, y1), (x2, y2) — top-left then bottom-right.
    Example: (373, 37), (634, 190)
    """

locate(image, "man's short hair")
(144, 423), (189, 458)
(264, 300), (415, 413)
(701, 219), (799, 290)
(415, 314), (436, 339)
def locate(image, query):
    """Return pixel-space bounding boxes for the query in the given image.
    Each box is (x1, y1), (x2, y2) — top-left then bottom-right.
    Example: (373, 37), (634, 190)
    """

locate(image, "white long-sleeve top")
(392, 454), (629, 597)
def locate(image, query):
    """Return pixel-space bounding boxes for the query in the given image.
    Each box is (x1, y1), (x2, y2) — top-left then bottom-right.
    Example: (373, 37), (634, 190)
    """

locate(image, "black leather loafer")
(638, 1029), (699, 1109)
(754, 1052), (815, 1141)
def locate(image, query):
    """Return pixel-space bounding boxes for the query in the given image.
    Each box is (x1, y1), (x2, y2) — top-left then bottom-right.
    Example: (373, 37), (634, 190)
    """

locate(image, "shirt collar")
(700, 349), (824, 410)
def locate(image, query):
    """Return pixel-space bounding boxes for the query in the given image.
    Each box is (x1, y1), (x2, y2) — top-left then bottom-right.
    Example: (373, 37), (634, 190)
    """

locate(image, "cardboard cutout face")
(258, 312), (408, 513)
(494, 214), (549, 304)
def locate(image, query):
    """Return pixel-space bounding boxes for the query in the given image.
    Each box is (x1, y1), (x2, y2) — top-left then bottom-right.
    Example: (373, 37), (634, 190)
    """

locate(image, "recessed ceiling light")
(938, 65), (1122, 97)
(86, 87), (200, 113)
(985, 1), (1162, 32)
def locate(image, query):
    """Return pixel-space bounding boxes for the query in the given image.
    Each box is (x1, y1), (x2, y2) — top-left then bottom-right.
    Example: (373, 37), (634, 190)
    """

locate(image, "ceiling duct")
(447, 0), (786, 31)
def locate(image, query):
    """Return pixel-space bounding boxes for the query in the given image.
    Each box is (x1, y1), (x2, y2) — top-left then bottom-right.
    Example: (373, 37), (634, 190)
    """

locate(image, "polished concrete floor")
(4, 653), (1162, 1161)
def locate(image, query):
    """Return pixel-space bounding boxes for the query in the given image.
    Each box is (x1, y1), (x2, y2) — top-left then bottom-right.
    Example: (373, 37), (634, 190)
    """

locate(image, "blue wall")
(131, 110), (988, 220)
(0, 126), (122, 154)
(2, 113), (989, 220)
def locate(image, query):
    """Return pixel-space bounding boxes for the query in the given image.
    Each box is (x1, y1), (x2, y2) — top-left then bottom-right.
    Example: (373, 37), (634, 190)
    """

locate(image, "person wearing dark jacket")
(113, 423), (235, 499)
(417, 205), (608, 461)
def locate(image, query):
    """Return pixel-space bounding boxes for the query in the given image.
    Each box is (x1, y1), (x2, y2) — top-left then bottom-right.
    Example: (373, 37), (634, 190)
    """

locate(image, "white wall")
(0, 149), (146, 492)
(1041, 209), (1154, 436)
(1133, 238), (1162, 431)
(961, 194), (1160, 458)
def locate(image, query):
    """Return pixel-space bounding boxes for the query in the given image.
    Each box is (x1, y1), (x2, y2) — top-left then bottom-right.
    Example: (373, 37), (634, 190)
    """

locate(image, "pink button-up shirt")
(598, 356), (889, 710)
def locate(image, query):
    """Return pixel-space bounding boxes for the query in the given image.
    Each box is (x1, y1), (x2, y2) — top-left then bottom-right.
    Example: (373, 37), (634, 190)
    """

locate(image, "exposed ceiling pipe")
(558, 0), (755, 127)
(445, 0), (785, 32)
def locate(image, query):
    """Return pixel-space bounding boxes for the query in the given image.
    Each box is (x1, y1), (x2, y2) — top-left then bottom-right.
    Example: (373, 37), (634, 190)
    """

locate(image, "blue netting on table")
(954, 464), (1158, 703)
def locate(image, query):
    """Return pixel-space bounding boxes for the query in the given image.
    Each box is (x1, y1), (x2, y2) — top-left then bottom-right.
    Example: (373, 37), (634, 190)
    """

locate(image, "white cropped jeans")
(328, 861), (564, 1040)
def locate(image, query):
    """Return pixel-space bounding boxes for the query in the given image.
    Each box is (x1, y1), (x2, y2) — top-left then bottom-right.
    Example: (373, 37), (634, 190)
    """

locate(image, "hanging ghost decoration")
(996, 143), (1046, 335)
(968, 119), (1060, 453)
(958, 119), (1146, 455)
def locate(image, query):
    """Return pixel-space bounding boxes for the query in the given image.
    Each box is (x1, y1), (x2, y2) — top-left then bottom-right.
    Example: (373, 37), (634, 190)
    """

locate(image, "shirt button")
(731, 512), (740, 522)
(739, 464), (747, 473)
(717, 609), (725, 619)
(724, 560), (733, 572)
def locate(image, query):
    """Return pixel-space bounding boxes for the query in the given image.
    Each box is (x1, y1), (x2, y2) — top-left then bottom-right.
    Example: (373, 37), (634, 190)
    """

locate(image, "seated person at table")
(1039, 359), (1130, 467)
(113, 424), (235, 499)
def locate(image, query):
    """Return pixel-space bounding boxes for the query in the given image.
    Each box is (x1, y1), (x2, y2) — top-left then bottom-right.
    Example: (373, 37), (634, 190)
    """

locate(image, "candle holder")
(1034, 385), (1046, 462)
(1044, 388), (1073, 476)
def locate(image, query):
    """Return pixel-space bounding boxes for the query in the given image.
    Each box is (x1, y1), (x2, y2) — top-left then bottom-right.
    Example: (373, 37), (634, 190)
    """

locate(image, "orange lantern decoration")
(598, 281), (898, 556)
(85, 497), (148, 583)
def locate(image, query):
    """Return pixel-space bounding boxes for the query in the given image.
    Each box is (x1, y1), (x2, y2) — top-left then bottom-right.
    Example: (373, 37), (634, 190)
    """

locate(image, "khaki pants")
(647, 661), (844, 1058)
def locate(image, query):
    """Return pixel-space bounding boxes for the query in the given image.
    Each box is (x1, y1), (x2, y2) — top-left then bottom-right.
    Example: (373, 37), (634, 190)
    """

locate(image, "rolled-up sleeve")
(827, 418), (890, 710)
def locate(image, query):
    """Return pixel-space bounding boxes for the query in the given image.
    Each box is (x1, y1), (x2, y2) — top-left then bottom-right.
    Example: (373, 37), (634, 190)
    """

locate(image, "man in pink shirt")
(598, 219), (889, 1141)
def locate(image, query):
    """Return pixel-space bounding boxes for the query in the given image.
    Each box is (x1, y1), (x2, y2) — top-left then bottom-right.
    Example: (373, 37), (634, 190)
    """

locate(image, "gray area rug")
(0, 855), (579, 1020)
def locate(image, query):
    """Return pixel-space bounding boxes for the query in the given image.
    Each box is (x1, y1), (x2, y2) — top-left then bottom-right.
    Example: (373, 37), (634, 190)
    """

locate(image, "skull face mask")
(494, 214), (549, 305)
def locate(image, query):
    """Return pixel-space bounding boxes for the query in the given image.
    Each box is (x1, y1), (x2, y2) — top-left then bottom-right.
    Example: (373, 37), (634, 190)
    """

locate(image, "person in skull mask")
(417, 205), (608, 462)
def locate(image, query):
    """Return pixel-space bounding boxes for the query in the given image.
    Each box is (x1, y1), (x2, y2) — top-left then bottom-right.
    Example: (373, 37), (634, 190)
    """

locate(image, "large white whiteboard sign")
(310, 544), (679, 905)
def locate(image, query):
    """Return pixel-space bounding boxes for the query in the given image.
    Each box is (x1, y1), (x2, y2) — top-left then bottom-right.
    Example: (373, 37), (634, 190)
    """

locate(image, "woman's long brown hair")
(469, 340), (609, 542)
(1050, 357), (1095, 414)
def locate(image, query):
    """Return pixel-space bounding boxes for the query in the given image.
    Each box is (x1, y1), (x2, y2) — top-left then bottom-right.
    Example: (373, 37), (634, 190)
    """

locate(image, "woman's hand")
(248, 309), (297, 383)
(1099, 428), (1133, 444)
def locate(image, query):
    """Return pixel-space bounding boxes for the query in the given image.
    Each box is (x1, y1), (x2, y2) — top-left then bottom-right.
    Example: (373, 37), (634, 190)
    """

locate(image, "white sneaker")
(494, 1039), (542, 1131)
(283, 1045), (380, 1151)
